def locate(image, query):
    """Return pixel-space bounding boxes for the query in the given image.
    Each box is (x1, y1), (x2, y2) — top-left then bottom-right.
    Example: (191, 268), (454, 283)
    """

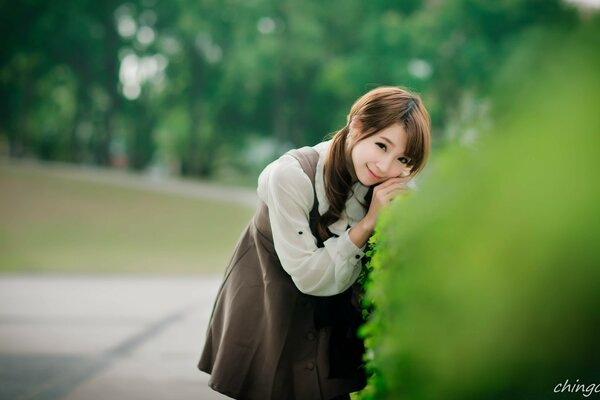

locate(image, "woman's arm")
(260, 156), (366, 296)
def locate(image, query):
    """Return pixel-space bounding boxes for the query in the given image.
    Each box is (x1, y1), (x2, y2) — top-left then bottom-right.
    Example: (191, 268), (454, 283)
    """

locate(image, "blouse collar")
(313, 140), (370, 235)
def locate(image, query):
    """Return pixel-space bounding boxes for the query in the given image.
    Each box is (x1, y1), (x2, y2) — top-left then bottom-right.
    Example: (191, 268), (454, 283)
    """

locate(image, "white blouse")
(257, 140), (369, 296)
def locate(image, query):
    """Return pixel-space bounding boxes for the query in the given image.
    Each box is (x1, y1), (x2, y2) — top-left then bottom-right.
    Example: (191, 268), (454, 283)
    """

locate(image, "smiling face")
(348, 122), (412, 186)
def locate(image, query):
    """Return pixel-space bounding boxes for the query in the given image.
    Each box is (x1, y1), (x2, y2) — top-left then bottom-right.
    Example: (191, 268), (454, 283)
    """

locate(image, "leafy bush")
(357, 21), (600, 400)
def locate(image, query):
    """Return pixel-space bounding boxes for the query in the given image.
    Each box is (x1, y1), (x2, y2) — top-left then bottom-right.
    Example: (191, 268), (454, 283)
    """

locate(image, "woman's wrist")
(348, 217), (375, 249)
(361, 214), (376, 233)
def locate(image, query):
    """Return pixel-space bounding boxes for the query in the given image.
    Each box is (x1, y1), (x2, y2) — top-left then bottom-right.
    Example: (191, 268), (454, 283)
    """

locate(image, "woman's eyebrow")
(380, 136), (396, 147)
(381, 135), (410, 159)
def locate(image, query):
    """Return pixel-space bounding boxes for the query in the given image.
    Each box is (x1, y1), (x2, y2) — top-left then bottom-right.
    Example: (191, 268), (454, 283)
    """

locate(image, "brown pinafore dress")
(198, 146), (367, 400)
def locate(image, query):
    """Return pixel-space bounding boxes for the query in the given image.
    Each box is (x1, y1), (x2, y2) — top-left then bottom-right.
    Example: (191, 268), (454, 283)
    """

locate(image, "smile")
(367, 166), (381, 180)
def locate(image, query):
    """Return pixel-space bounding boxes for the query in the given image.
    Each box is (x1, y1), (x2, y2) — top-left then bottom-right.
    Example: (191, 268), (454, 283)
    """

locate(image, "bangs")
(403, 113), (430, 174)
(351, 86), (431, 176)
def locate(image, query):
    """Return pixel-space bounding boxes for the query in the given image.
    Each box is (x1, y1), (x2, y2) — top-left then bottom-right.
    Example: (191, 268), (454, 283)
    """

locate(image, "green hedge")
(357, 22), (600, 400)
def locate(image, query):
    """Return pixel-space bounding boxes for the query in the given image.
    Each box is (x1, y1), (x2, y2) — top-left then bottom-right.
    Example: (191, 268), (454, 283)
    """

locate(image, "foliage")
(0, 0), (581, 180)
(356, 19), (600, 400)
(356, 233), (378, 321)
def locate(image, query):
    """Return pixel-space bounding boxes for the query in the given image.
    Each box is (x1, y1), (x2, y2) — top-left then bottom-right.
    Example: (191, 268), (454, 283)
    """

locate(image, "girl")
(198, 86), (431, 400)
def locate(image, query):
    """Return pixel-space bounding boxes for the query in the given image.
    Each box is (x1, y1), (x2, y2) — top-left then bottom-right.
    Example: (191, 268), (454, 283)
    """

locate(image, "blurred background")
(1, 0), (597, 274)
(0, 0), (594, 179)
(1, 0), (599, 399)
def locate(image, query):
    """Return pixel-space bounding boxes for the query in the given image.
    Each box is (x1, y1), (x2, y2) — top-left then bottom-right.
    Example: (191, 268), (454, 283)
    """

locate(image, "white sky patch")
(408, 58), (433, 80)
(123, 84), (141, 101)
(137, 26), (155, 45)
(257, 17), (276, 34)
(564, 0), (600, 8)
(117, 15), (137, 38)
(119, 53), (169, 100)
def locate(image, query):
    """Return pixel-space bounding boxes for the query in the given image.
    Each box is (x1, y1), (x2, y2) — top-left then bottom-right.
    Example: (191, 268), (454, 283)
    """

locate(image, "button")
(306, 332), (316, 341)
(298, 231), (303, 235)
(305, 361), (315, 370)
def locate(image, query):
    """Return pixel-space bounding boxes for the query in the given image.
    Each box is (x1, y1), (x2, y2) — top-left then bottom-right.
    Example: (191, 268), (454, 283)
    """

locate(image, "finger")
(383, 188), (412, 203)
(374, 179), (410, 195)
(391, 175), (412, 184)
(397, 175), (412, 184)
(373, 178), (399, 191)
(375, 176), (409, 188)
(377, 183), (411, 197)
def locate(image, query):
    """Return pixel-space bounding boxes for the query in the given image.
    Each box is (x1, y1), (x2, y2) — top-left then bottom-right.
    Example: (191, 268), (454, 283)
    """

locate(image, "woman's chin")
(359, 174), (378, 186)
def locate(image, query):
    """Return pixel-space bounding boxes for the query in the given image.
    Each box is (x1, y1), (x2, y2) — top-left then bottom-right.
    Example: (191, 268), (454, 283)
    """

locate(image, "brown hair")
(316, 86), (431, 239)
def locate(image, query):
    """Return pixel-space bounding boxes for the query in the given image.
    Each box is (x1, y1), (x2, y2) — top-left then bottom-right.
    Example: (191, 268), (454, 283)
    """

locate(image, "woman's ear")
(348, 117), (362, 145)
(349, 117), (362, 134)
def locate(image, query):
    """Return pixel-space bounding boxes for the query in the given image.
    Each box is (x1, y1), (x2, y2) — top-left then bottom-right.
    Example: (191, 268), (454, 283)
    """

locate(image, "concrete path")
(0, 276), (231, 400)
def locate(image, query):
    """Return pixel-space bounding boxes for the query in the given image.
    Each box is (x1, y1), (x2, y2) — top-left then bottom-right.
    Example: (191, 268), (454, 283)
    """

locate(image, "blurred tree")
(408, 0), (578, 141)
(0, 0), (125, 165)
(0, 0), (586, 180)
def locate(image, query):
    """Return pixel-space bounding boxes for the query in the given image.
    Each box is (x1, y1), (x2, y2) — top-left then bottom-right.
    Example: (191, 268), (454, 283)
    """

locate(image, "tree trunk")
(96, 2), (121, 167)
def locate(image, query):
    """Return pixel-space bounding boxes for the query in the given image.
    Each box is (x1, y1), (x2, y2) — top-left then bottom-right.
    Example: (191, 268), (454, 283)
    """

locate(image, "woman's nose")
(376, 157), (394, 176)
(377, 157), (409, 178)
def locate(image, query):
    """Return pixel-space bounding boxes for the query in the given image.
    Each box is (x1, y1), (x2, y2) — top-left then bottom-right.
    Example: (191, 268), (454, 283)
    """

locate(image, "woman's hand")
(364, 177), (412, 231)
(349, 177), (412, 249)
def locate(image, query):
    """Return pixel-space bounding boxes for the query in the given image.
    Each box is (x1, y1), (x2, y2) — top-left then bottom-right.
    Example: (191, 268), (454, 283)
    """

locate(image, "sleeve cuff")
(339, 229), (366, 263)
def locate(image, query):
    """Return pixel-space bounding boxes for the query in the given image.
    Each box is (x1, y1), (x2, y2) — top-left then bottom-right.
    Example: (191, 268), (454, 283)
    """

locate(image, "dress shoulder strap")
(286, 146), (326, 245)
(286, 146), (319, 188)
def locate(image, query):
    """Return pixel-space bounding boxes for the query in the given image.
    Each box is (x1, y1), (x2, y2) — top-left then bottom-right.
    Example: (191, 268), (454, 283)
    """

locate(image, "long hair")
(316, 86), (431, 239)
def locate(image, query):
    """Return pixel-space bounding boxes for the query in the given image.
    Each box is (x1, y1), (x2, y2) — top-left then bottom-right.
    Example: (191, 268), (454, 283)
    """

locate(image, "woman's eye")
(398, 157), (409, 164)
(376, 142), (386, 151)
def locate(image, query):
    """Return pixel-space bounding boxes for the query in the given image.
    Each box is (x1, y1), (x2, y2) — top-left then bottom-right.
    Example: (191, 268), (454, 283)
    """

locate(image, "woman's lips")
(367, 166), (381, 180)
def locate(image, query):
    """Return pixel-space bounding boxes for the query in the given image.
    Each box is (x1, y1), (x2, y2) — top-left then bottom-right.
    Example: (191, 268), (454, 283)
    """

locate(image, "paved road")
(0, 276), (231, 400)
(0, 160), (257, 399)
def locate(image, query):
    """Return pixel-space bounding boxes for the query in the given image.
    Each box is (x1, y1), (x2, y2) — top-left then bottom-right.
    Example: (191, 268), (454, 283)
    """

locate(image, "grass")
(0, 163), (255, 274)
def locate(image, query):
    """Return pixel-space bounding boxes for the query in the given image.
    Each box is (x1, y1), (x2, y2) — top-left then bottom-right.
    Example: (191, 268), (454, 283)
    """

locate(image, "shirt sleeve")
(262, 155), (365, 296)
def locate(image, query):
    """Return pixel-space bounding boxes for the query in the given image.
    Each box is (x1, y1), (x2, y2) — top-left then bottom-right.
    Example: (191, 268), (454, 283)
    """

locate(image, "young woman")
(199, 86), (431, 400)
